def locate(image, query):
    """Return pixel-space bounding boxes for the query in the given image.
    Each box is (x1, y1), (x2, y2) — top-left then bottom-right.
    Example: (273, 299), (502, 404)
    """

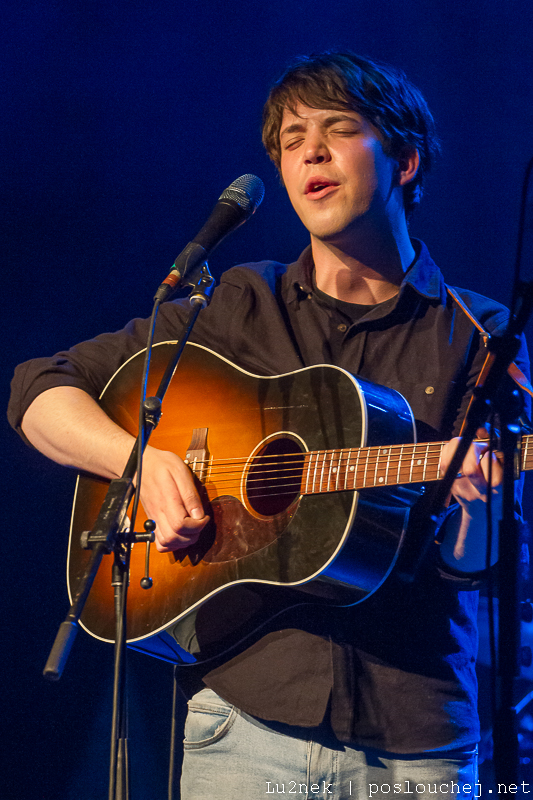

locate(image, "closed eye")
(283, 137), (304, 150)
(331, 127), (359, 135)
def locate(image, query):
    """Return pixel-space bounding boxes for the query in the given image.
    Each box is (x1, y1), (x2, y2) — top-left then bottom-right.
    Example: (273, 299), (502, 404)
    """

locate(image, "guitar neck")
(302, 435), (533, 494)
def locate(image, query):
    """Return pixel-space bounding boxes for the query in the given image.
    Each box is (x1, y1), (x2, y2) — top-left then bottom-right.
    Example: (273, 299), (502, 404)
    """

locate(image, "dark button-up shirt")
(8, 241), (530, 753)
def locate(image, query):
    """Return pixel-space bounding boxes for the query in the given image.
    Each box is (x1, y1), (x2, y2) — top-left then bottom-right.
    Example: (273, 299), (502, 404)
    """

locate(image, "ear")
(396, 147), (420, 186)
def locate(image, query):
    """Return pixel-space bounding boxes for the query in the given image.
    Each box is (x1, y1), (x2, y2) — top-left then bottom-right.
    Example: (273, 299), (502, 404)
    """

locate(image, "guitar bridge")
(184, 427), (209, 483)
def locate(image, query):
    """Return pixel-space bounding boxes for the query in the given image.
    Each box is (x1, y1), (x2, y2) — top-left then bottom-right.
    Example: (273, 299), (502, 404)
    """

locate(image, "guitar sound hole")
(246, 437), (305, 517)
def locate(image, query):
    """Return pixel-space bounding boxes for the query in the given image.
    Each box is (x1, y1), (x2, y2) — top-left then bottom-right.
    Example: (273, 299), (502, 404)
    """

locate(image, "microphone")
(155, 174), (265, 301)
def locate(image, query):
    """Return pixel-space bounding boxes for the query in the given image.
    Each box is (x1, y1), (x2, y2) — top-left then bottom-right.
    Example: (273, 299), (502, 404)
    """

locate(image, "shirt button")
(337, 323), (347, 333)
(425, 386), (435, 395)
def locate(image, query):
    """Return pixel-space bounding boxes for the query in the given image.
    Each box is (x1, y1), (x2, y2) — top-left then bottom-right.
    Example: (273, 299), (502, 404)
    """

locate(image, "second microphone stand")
(43, 261), (215, 800)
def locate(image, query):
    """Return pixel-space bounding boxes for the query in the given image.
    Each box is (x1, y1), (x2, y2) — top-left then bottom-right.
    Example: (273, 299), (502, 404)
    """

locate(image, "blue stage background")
(3, 1), (533, 796)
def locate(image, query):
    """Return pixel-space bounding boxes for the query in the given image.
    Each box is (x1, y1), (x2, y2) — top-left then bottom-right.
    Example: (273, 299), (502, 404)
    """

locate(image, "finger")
(176, 478), (205, 521)
(439, 437), (461, 476)
(145, 495), (208, 550)
(456, 443), (489, 490)
(139, 479), (208, 551)
(440, 439), (490, 496)
(478, 449), (503, 486)
(452, 447), (503, 503)
(159, 454), (206, 520)
(145, 452), (206, 520)
(153, 514), (207, 552)
(139, 447), (211, 550)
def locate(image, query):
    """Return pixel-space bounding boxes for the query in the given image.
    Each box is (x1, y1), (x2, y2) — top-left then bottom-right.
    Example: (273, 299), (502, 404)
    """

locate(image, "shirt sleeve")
(7, 260), (298, 445)
(7, 279), (244, 443)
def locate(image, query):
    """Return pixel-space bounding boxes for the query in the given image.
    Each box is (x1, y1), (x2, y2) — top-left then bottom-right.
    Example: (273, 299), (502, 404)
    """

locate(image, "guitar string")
(200, 468), (447, 501)
(184, 442), (446, 464)
(199, 448), (445, 473)
(181, 436), (501, 485)
(184, 443), (447, 472)
(196, 446), (507, 499)
(195, 450), (445, 482)
(190, 453), (445, 497)
(200, 455), (444, 485)
(227, 439), (502, 487)
(179, 438), (490, 469)
(199, 472), (444, 496)
(164, 438), (503, 497)
(195, 460), (444, 490)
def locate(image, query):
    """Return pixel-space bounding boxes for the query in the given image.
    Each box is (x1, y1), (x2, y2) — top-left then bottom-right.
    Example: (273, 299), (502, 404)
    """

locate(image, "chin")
(311, 222), (361, 244)
(316, 210), (377, 242)
(307, 218), (352, 240)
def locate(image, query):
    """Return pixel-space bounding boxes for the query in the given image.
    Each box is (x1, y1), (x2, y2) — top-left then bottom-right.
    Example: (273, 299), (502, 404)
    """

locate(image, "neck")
(311, 219), (415, 305)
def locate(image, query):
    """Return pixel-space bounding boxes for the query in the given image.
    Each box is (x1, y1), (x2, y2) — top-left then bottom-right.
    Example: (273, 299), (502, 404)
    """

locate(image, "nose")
(304, 131), (331, 164)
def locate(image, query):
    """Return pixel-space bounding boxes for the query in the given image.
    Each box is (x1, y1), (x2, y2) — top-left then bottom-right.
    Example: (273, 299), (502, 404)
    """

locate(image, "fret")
(304, 452), (313, 494)
(312, 450), (320, 493)
(383, 446), (390, 486)
(434, 444), (440, 479)
(344, 449), (352, 490)
(409, 445), (415, 483)
(415, 447), (424, 482)
(363, 447), (370, 488)
(422, 443), (430, 481)
(413, 446), (421, 482)
(313, 451), (319, 490)
(524, 436), (529, 473)
(333, 450), (340, 491)
(351, 448), (357, 490)
(319, 450), (327, 493)
(417, 445), (423, 482)
(434, 443), (441, 481)
(373, 446), (381, 486)
(354, 447), (361, 490)
(397, 444), (404, 485)
(312, 451), (320, 492)
(334, 450), (342, 491)
(409, 447), (416, 482)
(327, 450), (334, 492)
(373, 446), (379, 486)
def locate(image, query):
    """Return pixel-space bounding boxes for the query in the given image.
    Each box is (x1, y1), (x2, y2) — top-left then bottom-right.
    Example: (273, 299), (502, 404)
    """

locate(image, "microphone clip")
(187, 260), (215, 309)
(154, 242), (207, 302)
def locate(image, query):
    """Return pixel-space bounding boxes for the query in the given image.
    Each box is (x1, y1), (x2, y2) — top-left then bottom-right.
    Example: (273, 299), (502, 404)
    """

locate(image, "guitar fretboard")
(302, 435), (533, 494)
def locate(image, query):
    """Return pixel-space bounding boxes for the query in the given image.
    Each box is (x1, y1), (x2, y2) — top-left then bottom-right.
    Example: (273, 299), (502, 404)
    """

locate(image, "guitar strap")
(445, 285), (533, 435)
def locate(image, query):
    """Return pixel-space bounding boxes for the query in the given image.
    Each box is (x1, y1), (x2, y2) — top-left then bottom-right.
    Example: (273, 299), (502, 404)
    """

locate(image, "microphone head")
(219, 174), (265, 216)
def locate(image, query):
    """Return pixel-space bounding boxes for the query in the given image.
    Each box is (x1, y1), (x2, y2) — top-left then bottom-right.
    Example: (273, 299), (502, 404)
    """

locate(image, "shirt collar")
(286, 246), (315, 303)
(402, 239), (446, 302)
(286, 239), (446, 305)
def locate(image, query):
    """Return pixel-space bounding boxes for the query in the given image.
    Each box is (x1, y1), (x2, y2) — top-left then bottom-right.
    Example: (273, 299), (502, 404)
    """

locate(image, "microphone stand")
(492, 392), (524, 784)
(43, 261), (215, 800)
(431, 279), (533, 787)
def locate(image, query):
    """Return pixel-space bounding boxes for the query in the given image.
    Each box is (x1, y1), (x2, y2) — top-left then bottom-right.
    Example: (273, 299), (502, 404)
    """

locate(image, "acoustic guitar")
(66, 343), (519, 664)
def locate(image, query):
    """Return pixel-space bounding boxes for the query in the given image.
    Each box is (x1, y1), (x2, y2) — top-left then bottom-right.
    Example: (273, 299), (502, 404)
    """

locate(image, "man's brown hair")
(262, 51), (440, 218)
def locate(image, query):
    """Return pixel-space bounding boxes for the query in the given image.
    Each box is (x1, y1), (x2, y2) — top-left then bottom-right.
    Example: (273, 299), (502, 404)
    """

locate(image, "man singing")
(9, 52), (529, 798)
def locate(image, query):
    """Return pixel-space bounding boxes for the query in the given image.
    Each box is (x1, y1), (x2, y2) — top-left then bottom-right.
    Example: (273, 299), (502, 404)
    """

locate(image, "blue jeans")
(181, 688), (479, 799)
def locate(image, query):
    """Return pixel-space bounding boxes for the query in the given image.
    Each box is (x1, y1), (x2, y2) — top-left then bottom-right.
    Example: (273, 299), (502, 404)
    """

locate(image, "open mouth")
(305, 179), (339, 195)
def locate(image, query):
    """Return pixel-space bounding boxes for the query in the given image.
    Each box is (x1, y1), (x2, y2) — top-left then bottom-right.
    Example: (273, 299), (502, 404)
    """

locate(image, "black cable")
(129, 299), (161, 539)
